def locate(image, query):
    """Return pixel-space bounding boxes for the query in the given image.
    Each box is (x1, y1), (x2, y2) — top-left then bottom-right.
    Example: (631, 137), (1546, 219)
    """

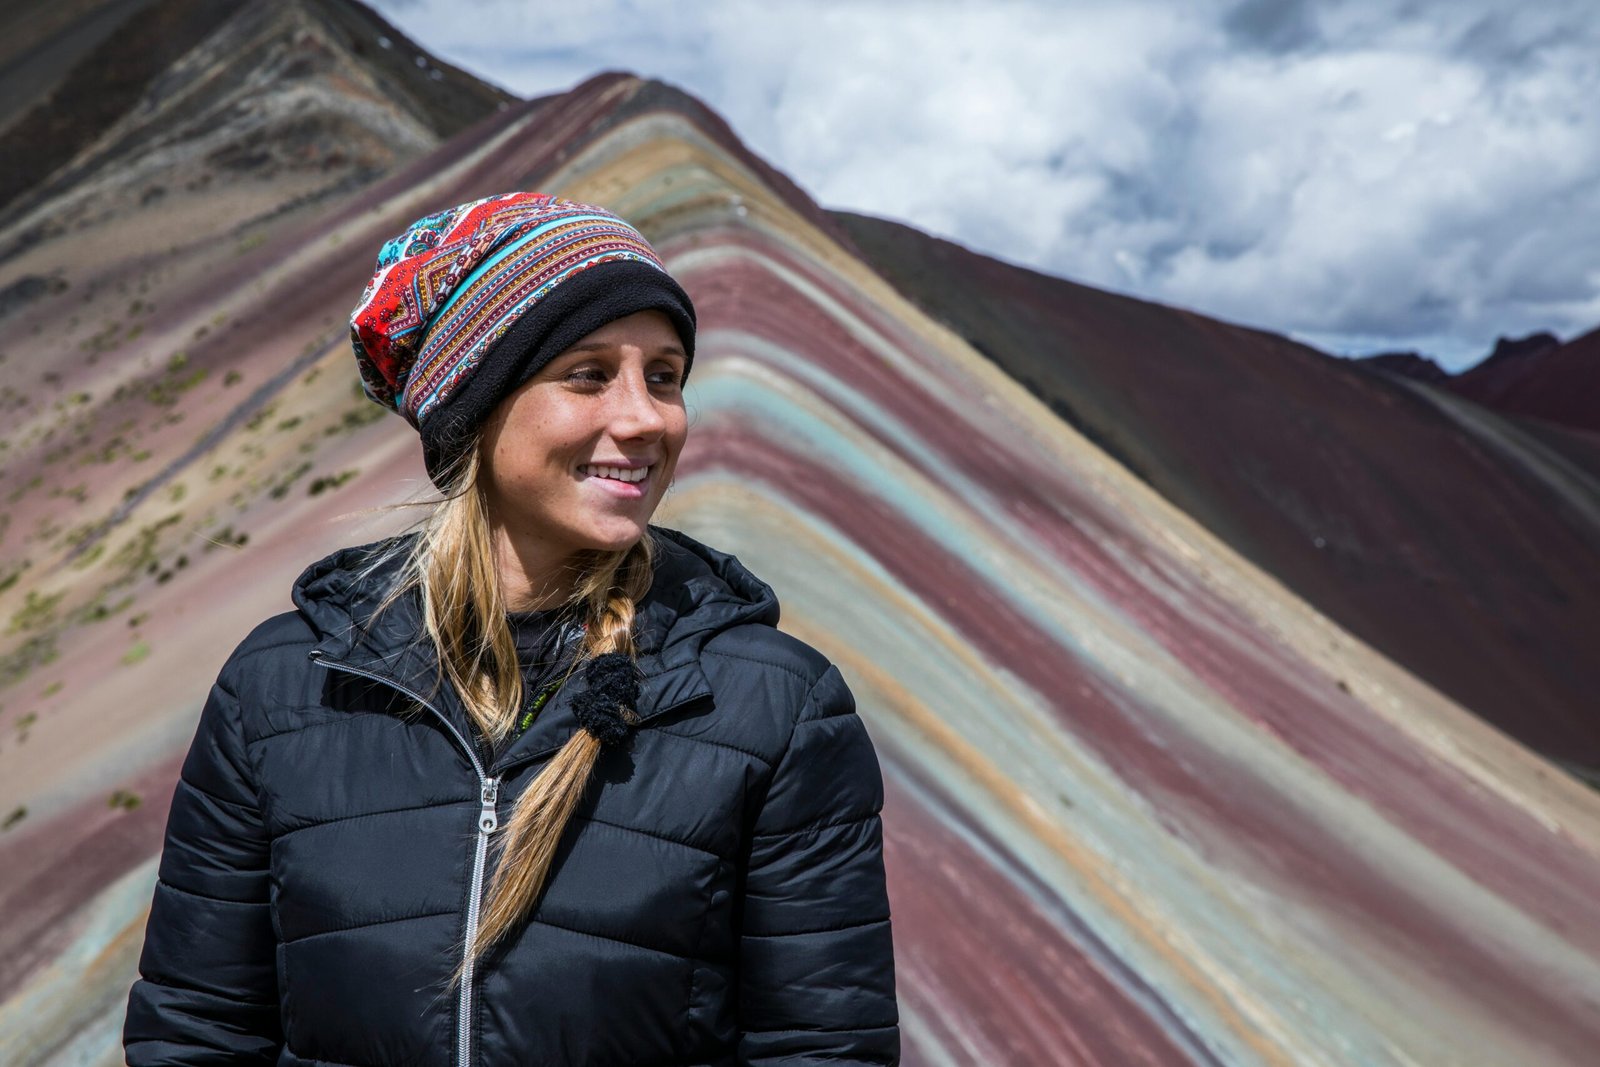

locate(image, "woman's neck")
(491, 528), (580, 612)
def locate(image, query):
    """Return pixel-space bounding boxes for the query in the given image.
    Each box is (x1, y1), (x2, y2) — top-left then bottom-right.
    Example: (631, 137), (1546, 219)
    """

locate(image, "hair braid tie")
(572, 652), (642, 748)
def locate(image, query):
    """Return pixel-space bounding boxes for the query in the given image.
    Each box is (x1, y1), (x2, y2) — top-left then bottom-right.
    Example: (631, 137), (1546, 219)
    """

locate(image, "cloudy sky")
(369, 0), (1599, 371)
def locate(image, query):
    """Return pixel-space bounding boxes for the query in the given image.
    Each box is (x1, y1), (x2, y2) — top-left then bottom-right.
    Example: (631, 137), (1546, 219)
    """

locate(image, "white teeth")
(582, 464), (648, 483)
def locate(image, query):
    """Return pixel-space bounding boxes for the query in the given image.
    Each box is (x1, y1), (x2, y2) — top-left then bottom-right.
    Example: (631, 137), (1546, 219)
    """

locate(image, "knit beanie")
(349, 192), (696, 485)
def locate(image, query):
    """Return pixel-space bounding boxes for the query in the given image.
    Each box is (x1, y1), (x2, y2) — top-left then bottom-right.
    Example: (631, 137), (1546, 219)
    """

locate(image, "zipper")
(309, 651), (496, 1067)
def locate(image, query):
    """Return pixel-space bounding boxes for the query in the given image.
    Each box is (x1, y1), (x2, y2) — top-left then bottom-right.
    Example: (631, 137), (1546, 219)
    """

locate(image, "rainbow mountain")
(1, 2), (1598, 1064)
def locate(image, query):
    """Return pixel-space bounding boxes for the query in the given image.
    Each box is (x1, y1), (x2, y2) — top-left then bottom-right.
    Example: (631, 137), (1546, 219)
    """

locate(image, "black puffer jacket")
(123, 525), (899, 1066)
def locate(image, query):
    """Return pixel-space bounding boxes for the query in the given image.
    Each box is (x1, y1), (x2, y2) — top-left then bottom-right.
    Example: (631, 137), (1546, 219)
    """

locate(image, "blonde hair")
(371, 441), (656, 982)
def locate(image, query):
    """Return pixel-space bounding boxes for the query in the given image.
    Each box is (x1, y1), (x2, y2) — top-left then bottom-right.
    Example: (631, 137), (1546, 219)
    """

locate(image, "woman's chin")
(573, 519), (653, 555)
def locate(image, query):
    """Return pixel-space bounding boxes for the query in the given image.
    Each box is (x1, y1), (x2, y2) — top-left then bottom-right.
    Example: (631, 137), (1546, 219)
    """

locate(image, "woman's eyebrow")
(563, 341), (686, 357)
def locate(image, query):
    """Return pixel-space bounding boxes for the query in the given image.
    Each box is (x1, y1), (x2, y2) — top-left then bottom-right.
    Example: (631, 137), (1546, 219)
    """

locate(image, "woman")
(123, 192), (899, 1065)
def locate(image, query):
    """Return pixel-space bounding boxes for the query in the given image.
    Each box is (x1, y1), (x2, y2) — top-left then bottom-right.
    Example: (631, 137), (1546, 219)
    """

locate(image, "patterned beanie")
(349, 191), (696, 484)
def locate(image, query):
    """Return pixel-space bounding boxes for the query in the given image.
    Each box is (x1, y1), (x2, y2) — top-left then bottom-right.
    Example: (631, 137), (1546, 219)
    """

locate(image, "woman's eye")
(562, 366), (682, 387)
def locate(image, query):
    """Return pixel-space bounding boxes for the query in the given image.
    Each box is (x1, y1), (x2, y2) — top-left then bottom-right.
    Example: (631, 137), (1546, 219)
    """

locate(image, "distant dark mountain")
(1449, 329), (1599, 436)
(1455, 331), (1564, 396)
(1359, 331), (1599, 450)
(833, 209), (1600, 774)
(1358, 351), (1451, 384)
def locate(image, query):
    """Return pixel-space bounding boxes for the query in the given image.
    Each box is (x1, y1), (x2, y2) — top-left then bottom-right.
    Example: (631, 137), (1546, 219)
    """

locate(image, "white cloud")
(368, 0), (1600, 370)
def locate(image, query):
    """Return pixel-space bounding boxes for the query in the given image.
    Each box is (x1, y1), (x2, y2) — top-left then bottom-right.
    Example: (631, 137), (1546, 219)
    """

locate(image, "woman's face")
(477, 309), (689, 563)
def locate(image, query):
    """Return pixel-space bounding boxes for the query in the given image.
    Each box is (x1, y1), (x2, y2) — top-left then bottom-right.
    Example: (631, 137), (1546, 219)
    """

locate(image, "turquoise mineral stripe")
(687, 362), (1117, 665)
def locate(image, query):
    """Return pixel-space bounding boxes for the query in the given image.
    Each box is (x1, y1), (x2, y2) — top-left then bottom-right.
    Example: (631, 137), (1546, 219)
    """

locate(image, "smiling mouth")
(577, 464), (651, 483)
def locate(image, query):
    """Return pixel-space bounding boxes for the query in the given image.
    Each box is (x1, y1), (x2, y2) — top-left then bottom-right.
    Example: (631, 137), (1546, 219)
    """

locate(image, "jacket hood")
(291, 523), (781, 689)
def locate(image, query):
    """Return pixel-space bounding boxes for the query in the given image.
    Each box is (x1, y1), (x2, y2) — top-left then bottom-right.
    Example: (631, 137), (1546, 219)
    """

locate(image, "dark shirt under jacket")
(486, 607), (581, 764)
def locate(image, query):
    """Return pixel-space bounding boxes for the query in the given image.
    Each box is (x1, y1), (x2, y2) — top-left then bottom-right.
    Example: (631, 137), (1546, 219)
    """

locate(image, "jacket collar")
(291, 525), (780, 771)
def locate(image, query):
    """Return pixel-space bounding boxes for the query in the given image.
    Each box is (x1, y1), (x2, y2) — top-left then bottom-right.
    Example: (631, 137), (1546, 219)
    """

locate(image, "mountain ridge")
(834, 208), (1600, 772)
(0, 0), (512, 236)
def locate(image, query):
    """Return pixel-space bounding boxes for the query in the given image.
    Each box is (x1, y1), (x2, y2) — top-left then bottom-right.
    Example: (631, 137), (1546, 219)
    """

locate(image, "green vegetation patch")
(110, 512), (183, 576)
(308, 469), (360, 496)
(269, 461), (314, 500)
(72, 593), (134, 624)
(7, 589), (65, 635)
(0, 562), (29, 593)
(147, 364), (208, 406)
(0, 632), (58, 689)
(245, 403), (280, 433)
(203, 525), (249, 551)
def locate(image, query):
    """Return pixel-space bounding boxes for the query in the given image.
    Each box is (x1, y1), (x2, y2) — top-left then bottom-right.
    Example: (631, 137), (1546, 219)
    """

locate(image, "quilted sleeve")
(737, 663), (900, 1065)
(123, 651), (282, 1064)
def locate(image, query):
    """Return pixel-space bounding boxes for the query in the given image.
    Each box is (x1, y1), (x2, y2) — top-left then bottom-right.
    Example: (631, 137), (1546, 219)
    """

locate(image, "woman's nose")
(609, 366), (668, 438)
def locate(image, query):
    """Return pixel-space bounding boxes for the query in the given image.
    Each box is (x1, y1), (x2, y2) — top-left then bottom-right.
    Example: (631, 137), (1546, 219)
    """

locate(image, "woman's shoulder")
(214, 610), (321, 689)
(236, 609), (319, 655)
(694, 623), (864, 760)
(650, 527), (853, 735)
(686, 623), (865, 779)
(699, 621), (834, 694)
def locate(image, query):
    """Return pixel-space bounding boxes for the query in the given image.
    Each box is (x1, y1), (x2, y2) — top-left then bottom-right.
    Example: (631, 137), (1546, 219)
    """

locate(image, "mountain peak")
(1485, 330), (1562, 366)
(1357, 350), (1451, 383)
(0, 0), (511, 238)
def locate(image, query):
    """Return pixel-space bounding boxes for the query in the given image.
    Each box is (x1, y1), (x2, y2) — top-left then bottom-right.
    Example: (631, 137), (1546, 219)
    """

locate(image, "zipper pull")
(478, 778), (500, 834)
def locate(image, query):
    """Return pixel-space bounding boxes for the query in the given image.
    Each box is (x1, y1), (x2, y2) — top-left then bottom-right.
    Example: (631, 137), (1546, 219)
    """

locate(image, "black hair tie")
(572, 652), (642, 748)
